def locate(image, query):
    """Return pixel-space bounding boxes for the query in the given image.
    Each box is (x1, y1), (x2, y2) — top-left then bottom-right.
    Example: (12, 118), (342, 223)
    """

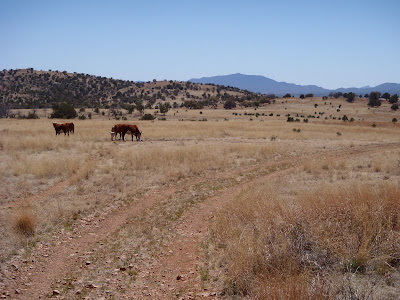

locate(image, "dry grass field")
(1, 97), (400, 299)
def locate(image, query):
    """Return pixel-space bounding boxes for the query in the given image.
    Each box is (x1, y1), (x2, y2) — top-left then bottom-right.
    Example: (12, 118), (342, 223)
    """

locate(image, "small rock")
(14, 289), (21, 295)
(85, 261), (91, 265)
(86, 283), (98, 289)
(176, 275), (182, 280)
(119, 267), (126, 271)
(52, 290), (60, 295)
(76, 290), (82, 295)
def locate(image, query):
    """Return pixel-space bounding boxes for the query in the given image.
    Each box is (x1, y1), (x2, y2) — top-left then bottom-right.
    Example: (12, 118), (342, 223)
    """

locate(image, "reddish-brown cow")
(111, 124), (142, 141)
(53, 122), (74, 136)
(65, 123), (74, 134)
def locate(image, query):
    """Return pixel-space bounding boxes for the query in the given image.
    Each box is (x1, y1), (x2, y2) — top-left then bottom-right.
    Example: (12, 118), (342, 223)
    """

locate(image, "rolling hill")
(0, 69), (265, 110)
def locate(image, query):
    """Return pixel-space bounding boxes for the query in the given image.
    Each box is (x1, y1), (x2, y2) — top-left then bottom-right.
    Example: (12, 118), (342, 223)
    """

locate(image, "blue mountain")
(188, 73), (400, 96)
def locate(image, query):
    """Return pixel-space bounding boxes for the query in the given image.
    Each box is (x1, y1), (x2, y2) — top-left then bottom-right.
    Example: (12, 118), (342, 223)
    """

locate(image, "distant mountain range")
(189, 73), (400, 97)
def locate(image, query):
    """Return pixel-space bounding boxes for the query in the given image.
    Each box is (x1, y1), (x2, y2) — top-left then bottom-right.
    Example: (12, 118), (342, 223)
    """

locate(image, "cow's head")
(136, 131), (142, 141)
(111, 126), (116, 133)
(110, 131), (116, 141)
(52, 122), (58, 128)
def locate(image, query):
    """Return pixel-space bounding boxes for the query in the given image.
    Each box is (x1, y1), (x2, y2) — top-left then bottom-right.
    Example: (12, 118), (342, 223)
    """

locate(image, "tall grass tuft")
(213, 181), (400, 298)
(15, 212), (36, 237)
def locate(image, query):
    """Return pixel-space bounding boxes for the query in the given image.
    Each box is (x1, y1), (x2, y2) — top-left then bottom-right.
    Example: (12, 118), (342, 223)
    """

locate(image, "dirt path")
(144, 168), (294, 299)
(3, 141), (400, 299)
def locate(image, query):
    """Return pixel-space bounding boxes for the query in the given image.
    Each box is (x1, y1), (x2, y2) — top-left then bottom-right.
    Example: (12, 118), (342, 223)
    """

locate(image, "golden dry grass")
(14, 212), (36, 237)
(1, 97), (400, 297)
(212, 168), (400, 299)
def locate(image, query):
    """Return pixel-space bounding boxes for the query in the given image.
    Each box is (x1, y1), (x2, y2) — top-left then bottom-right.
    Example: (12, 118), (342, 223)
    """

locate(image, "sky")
(1, 0), (399, 89)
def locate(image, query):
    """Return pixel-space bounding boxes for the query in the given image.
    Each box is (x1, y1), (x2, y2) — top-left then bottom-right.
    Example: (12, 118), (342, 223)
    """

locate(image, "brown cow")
(111, 124), (142, 141)
(53, 122), (73, 136)
(111, 124), (124, 141)
(65, 122), (74, 134)
(123, 124), (142, 142)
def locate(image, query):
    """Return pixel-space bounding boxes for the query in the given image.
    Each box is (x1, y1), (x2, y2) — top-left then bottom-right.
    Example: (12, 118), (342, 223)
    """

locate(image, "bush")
(140, 113), (156, 120)
(368, 92), (381, 107)
(224, 99), (236, 109)
(15, 213), (36, 237)
(51, 102), (77, 119)
(26, 111), (39, 119)
(391, 104), (398, 111)
(389, 94), (399, 104)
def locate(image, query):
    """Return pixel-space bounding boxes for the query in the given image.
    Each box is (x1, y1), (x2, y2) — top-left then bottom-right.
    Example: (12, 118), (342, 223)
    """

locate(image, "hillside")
(0, 69), (271, 111)
(189, 73), (400, 96)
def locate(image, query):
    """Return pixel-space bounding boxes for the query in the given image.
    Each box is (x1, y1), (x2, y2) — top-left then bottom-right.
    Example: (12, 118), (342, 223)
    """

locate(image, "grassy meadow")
(1, 96), (400, 298)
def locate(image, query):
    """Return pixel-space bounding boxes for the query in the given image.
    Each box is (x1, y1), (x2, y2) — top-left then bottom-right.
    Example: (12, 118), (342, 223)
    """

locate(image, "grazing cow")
(65, 122), (74, 134)
(53, 122), (73, 136)
(122, 124), (142, 142)
(110, 131), (116, 141)
(111, 124), (124, 141)
(111, 124), (142, 141)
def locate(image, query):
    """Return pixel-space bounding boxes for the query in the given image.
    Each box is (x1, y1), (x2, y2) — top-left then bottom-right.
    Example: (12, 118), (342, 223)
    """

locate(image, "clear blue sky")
(1, 0), (399, 89)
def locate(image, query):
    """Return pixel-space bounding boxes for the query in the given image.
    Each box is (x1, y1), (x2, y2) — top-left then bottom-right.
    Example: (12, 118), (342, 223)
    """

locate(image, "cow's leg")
(131, 133), (134, 141)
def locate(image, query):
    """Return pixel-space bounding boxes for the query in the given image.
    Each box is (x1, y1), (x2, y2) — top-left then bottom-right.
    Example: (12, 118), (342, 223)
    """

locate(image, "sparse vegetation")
(140, 113), (156, 120)
(212, 181), (400, 299)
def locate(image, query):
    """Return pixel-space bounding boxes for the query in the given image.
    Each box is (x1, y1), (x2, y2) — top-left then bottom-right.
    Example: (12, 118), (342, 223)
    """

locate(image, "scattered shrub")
(26, 111), (39, 119)
(15, 213), (36, 237)
(51, 102), (77, 119)
(140, 114), (156, 120)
